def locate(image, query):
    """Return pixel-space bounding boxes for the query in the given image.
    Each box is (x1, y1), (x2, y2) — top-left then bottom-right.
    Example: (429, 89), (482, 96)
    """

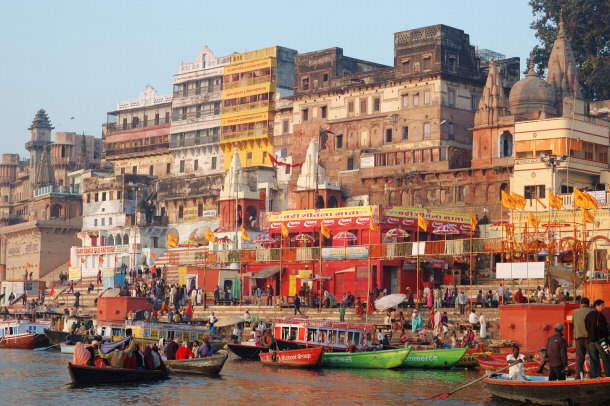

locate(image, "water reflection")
(0, 349), (511, 406)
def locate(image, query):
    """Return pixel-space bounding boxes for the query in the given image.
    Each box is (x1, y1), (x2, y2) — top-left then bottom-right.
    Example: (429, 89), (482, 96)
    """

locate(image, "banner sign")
(298, 269), (312, 279)
(322, 246), (369, 260)
(76, 245), (129, 255)
(268, 206), (377, 230)
(382, 206), (473, 232)
(183, 207), (199, 223)
(69, 267), (81, 281)
(496, 262), (545, 279)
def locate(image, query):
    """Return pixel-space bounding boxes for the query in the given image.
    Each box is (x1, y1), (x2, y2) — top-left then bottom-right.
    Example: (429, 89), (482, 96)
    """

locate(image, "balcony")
(33, 184), (81, 198)
(106, 119), (170, 134)
(220, 128), (270, 143)
(125, 214), (169, 227)
(173, 85), (222, 99)
(50, 156), (80, 166)
(104, 143), (169, 158)
(171, 109), (220, 123)
(223, 75), (274, 90)
(222, 100), (274, 116)
(169, 135), (219, 149)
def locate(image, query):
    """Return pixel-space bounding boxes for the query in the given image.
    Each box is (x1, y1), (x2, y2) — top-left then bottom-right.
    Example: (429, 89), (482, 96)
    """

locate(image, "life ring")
(263, 333), (275, 347)
(347, 345), (358, 353)
(271, 352), (278, 362)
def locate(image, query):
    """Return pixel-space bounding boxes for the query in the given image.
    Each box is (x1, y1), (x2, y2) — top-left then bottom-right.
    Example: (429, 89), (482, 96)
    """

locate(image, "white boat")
(0, 319), (51, 349)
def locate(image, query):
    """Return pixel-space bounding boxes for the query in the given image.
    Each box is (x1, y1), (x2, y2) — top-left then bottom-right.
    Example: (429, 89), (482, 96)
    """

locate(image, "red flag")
(67, 261), (71, 267)
(98, 255), (104, 264)
(151, 252), (157, 259)
(50, 285), (54, 296)
(114, 256), (118, 262)
(26, 262), (31, 268)
(80, 258), (86, 264)
(1, 265), (4, 272)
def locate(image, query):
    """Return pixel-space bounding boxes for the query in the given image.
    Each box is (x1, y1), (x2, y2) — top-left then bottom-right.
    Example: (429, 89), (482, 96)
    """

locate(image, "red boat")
(477, 353), (579, 375)
(260, 347), (324, 368)
(0, 319), (51, 349)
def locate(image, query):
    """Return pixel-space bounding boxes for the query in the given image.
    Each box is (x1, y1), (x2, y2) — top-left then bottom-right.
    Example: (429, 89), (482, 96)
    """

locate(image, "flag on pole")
(98, 255), (104, 264)
(470, 211), (478, 230)
(417, 214), (428, 232)
(574, 188), (599, 210)
(26, 262), (31, 269)
(511, 192), (527, 210)
(535, 195), (547, 209)
(114, 256), (117, 263)
(583, 209), (595, 223)
(528, 212), (541, 229)
(151, 252), (157, 259)
(80, 258), (86, 264)
(167, 233), (178, 248)
(369, 218), (378, 232)
(320, 223), (331, 239)
(67, 261), (71, 267)
(281, 223), (289, 238)
(549, 192), (563, 210)
(205, 228), (216, 244)
(241, 226), (251, 242)
(501, 190), (517, 210)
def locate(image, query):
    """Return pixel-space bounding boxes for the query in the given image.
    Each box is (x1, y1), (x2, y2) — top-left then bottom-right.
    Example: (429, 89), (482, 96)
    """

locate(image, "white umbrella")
(215, 316), (245, 328)
(374, 293), (406, 311)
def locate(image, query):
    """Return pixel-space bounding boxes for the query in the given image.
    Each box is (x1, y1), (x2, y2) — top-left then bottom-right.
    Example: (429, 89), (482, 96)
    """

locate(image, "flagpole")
(469, 224), (473, 309)
(572, 203), (577, 301)
(416, 226), (420, 309)
(366, 225), (371, 323)
(279, 233), (283, 310)
(319, 228), (323, 312)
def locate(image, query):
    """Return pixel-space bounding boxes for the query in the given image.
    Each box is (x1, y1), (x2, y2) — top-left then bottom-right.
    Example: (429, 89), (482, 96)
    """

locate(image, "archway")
(50, 204), (62, 218)
(107, 235), (115, 246)
(327, 196), (338, 208)
(498, 131), (513, 158)
(123, 234), (129, 245)
(245, 205), (258, 229)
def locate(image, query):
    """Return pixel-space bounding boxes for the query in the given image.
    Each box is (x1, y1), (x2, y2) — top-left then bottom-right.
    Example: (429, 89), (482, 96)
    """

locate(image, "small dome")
(509, 62), (557, 116)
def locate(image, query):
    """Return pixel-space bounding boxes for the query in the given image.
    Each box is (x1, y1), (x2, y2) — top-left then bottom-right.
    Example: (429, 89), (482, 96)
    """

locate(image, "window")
(102, 192), (106, 201)
(440, 148), (446, 161)
(178, 206), (183, 219)
(132, 166), (137, 174)
(448, 55), (457, 71)
(360, 99), (367, 114)
(211, 156), (217, 170)
(448, 90), (455, 106)
(285, 166), (290, 174)
(471, 96), (478, 112)
(166, 163), (171, 174)
(101, 218), (105, 226)
(117, 191), (121, 200)
(149, 165), (153, 176)
(402, 95), (409, 108)
(402, 126), (409, 140)
(423, 56), (431, 70)
(120, 167), (125, 175)
(109, 217), (112, 226)
(424, 91), (430, 105)
(347, 157), (354, 170)
(302, 108), (308, 121)
(457, 185), (465, 202)
(280, 149), (287, 158)
(373, 98), (380, 112)
(413, 93), (419, 106)
(155, 113), (160, 125)
(194, 160), (198, 171)
(385, 128), (392, 143)
(321, 105), (327, 119)
(302, 77), (309, 91)
(282, 119), (289, 134)
(165, 112), (170, 123)
(423, 123), (431, 139)
(262, 151), (267, 163)
(179, 160), (185, 173)
(94, 219), (98, 227)
(402, 60), (411, 74)
(336, 134), (343, 149)
(322, 73), (329, 84)
(198, 203), (203, 217)
(524, 185), (546, 199)
(448, 124), (455, 140)
(247, 152), (252, 160)
(95, 193), (99, 202)
(348, 101), (354, 113)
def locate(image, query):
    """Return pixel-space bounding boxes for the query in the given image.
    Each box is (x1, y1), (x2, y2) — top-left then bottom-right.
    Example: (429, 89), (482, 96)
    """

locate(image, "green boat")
(322, 346), (412, 369)
(401, 347), (469, 369)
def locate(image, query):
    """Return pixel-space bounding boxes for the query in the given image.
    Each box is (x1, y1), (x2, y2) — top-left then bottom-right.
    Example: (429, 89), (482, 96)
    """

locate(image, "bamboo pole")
(572, 205), (577, 301)
(319, 229), (323, 312)
(279, 234), (283, 310)
(366, 226), (371, 324)
(416, 227), (420, 308)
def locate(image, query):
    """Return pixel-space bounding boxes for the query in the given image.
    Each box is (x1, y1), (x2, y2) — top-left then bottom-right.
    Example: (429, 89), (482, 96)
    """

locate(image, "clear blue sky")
(0, 0), (539, 157)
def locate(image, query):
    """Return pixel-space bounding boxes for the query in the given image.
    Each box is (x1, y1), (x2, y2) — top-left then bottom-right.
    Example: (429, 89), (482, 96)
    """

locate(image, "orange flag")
(320, 223), (331, 239)
(369, 218), (379, 232)
(535, 195), (547, 209)
(98, 255), (104, 264)
(470, 211), (478, 231)
(511, 192), (527, 210)
(281, 223), (289, 238)
(151, 252), (157, 259)
(167, 233), (178, 248)
(26, 262), (31, 269)
(549, 192), (563, 210)
(417, 214), (428, 232)
(80, 257), (86, 264)
(583, 209), (594, 224)
(501, 190), (517, 210)
(67, 261), (71, 267)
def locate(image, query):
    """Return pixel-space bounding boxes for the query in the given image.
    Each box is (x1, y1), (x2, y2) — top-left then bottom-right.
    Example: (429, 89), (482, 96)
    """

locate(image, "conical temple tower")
(474, 57), (509, 127)
(546, 15), (582, 102)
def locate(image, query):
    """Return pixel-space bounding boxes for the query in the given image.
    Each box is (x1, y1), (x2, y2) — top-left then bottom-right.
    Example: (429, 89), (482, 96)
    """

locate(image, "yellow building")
(220, 46), (297, 169)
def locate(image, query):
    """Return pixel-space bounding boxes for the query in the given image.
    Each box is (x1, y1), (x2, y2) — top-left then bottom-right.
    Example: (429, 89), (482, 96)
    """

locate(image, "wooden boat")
(477, 354), (543, 375)
(67, 362), (169, 385)
(165, 354), (228, 376)
(485, 373), (610, 405)
(455, 350), (492, 368)
(260, 347), (324, 368)
(402, 347), (469, 369)
(0, 319), (51, 349)
(60, 343), (92, 354)
(322, 346), (411, 369)
(44, 329), (77, 345)
(227, 342), (270, 360)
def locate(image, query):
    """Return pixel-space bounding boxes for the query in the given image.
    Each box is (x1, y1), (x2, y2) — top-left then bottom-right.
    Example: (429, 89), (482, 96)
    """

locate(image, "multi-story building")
(219, 46), (298, 170)
(104, 86), (173, 178)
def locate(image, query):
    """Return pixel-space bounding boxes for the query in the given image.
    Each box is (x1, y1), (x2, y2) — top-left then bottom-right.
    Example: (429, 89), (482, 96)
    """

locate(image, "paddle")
(429, 359), (523, 400)
(168, 366), (184, 380)
(34, 343), (60, 352)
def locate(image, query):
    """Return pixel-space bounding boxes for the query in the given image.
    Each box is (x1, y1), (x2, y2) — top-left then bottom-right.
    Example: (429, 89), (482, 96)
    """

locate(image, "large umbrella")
(385, 228), (410, 238)
(215, 237), (233, 244)
(374, 293), (406, 311)
(253, 234), (276, 243)
(178, 239), (199, 247)
(215, 316), (245, 328)
(333, 231), (358, 242)
(291, 233), (315, 244)
(489, 221), (509, 231)
(432, 224), (460, 235)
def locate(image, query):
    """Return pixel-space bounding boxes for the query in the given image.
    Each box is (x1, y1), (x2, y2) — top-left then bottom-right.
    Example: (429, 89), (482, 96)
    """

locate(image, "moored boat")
(477, 354), (543, 375)
(260, 347), (324, 368)
(60, 343), (92, 354)
(485, 373), (610, 405)
(0, 319), (51, 349)
(455, 350), (492, 368)
(402, 347), (468, 369)
(44, 329), (79, 345)
(67, 362), (169, 385)
(165, 353), (228, 376)
(322, 346), (411, 369)
(227, 342), (270, 360)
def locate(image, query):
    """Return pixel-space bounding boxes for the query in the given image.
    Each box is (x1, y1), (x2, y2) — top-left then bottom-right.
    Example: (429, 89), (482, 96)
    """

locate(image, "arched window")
(499, 131), (513, 158)
(123, 234), (129, 245)
(107, 235), (114, 246)
(50, 204), (62, 218)
(328, 196), (338, 208)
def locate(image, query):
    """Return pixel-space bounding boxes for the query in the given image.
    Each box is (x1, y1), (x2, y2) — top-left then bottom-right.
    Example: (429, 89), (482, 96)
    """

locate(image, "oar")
(168, 366), (183, 380)
(34, 343), (60, 352)
(429, 359), (523, 400)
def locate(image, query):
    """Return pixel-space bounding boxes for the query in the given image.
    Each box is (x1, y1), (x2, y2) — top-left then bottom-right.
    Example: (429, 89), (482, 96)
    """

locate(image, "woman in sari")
(73, 342), (91, 366)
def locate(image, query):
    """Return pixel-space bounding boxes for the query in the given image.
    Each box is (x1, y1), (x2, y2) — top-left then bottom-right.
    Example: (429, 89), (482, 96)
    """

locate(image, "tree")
(528, 0), (610, 101)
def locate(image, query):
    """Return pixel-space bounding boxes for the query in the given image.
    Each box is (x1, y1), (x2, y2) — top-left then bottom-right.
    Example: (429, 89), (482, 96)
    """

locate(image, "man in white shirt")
(468, 310), (479, 329)
(244, 310), (251, 326)
(457, 291), (468, 314)
(506, 345), (531, 380)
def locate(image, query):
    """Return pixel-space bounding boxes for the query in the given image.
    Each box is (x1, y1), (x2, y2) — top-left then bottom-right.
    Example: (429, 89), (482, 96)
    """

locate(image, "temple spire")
(474, 57), (508, 127)
(546, 13), (581, 101)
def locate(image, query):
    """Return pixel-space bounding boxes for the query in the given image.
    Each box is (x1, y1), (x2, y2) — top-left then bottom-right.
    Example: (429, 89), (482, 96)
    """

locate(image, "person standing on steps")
(294, 295), (302, 315)
(339, 304), (346, 322)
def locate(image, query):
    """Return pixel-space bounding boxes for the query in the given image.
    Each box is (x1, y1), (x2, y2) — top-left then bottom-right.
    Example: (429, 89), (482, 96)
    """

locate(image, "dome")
(508, 61), (557, 116)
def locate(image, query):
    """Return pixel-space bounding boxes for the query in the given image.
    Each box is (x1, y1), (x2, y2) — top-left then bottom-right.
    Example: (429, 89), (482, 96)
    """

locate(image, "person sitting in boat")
(462, 327), (475, 348)
(506, 344), (532, 381)
(142, 345), (155, 369)
(191, 340), (200, 356)
(175, 342), (194, 360)
(151, 344), (167, 373)
(97, 339), (136, 368)
(399, 329), (407, 343)
(197, 338), (214, 358)
(86, 340), (99, 367)
(73, 342), (91, 366)
(123, 343), (143, 369)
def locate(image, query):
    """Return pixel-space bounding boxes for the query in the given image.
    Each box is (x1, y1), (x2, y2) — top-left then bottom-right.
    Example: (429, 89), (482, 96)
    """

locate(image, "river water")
(0, 349), (514, 405)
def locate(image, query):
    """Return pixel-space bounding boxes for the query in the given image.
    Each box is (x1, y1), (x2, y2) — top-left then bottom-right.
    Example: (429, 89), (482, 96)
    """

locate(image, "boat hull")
(322, 347), (411, 369)
(402, 347), (469, 369)
(227, 343), (270, 360)
(260, 347), (324, 368)
(67, 362), (168, 385)
(0, 333), (49, 350)
(456, 351), (492, 368)
(165, 354), (228, 376)
(44, 329), (82, 345)
(485, 374), (610, 406)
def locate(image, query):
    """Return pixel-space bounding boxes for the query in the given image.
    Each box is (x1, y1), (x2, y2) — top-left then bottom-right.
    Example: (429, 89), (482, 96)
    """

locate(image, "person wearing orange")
(175, 342), (194, 360)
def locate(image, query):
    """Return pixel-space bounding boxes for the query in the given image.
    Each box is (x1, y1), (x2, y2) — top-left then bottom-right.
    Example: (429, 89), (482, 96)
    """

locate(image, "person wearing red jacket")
(175, 342), (194, 360)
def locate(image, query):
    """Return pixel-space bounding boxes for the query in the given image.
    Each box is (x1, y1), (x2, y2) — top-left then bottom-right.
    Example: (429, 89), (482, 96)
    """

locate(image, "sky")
(0, 0), (540, 157)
